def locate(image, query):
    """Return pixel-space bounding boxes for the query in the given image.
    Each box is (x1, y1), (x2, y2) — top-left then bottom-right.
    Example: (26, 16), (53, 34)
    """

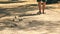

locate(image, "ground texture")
(0, 0), (60, 34)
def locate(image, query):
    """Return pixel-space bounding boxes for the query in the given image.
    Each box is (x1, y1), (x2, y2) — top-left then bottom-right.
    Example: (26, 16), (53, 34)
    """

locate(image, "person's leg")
(37, 0), (41, 14)
(42, 0), (46, 14)
(38, 2), (41, 13)
(42, 2), (46, 14)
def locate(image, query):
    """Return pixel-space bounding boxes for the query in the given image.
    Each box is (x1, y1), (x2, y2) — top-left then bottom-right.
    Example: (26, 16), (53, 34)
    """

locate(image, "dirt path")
(0, 0), (60, 34)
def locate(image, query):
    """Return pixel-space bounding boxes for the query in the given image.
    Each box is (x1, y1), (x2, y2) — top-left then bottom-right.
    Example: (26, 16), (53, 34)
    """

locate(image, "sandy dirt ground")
(0, 0), (60, 34)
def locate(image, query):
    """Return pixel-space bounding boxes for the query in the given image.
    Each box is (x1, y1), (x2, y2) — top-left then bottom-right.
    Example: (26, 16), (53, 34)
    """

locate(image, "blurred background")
(0, 0), (60, 3)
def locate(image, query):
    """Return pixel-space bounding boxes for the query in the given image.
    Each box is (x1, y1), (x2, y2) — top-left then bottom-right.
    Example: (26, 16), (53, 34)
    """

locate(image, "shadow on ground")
(0, 4), (38, 18)
(0, 4), (58, 18)
(0, 8), (11, 18)
(0, 19), (60, 31)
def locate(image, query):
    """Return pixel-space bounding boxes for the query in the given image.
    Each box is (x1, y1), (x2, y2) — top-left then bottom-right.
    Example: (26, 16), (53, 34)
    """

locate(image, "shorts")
(37, 0), (47, 2)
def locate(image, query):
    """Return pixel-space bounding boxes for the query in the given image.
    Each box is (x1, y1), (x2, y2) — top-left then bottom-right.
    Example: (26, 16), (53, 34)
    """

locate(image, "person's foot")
(37, 11), (41, 15)
(42, 12), (45, 14)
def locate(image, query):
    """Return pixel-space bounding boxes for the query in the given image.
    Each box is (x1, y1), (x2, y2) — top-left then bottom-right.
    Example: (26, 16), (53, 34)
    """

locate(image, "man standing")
(37, 0), (47, 14)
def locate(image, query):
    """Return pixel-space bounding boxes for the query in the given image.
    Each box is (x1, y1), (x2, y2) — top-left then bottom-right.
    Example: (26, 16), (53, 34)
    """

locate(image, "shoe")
(37, 11), (41, 15)
(42, 12), (45, 14)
